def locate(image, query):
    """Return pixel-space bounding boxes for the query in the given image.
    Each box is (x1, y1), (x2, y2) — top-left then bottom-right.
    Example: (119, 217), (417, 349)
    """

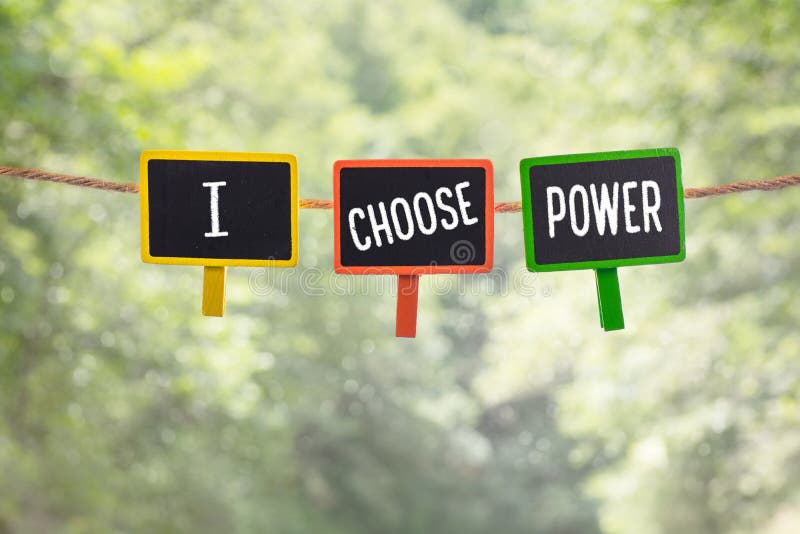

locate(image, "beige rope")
(2, 165), (799, 210)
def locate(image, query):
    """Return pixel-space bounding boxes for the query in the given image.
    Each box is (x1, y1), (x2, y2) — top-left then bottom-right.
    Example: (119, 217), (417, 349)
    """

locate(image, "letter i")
(203, 181), (229, 237)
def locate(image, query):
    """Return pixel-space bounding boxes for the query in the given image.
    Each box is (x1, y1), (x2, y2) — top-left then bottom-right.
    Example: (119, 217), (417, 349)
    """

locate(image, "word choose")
(347, 181), (478, 251)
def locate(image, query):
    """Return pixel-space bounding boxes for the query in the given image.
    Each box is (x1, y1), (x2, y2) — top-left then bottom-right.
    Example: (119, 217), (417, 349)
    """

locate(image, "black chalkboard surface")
(333, 160), (494, 274)
(141, 151), (298, 267)
(520, 149), (685, 271)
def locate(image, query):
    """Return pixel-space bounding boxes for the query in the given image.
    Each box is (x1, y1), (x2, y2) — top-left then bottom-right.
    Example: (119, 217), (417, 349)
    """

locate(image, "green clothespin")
(595, 268), (624, 331)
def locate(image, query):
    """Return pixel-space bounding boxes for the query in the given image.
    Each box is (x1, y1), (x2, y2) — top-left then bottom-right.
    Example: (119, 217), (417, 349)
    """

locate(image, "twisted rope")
(0, 166), (139, 193)
(2, 165), (799, 210)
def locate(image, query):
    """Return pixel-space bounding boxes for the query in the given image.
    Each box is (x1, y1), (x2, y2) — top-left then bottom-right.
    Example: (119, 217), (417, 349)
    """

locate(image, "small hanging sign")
(333, 159), (494, 337)
(140, 150), (298, 316)
(519, 148), (685, 331)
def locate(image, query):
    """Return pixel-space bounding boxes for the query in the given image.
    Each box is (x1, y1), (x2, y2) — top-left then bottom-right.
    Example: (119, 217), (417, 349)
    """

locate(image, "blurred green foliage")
(1, 0), (799, 532)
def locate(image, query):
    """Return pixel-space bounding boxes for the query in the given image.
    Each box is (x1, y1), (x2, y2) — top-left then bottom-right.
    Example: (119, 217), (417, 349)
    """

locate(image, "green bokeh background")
(1, 1), (799, 532)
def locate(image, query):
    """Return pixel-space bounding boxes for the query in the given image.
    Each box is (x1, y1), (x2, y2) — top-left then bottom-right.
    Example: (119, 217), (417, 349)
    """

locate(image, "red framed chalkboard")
(333, 159), (494, 338)
(333, 159), (494, 275)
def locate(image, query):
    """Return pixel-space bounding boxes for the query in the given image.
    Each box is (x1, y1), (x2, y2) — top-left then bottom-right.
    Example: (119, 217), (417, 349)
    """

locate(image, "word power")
(545, 180), (662, 239)
(334, 159), (494, 337)
(520, 148), (685, 331)
(140, 150), (298, 316)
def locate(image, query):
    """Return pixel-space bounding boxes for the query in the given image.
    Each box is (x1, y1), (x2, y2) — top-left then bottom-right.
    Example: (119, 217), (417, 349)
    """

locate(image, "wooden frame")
(332, 159), (494, 275)
(140, 150), (299, 267)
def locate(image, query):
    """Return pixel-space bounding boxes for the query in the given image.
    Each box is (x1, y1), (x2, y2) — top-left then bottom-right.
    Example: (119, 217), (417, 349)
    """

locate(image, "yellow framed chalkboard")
(140, 150), (298, 268)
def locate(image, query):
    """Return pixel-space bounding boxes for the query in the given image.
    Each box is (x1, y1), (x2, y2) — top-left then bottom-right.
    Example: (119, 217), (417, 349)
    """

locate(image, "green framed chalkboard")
(520, 148), (685, 272)
(519, 148), (686, 331)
